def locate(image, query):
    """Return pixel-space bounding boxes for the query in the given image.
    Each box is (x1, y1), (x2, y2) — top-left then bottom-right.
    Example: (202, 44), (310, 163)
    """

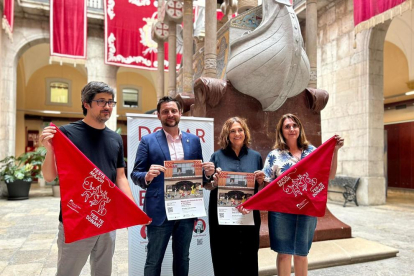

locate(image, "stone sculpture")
(226, 0), (310, 111)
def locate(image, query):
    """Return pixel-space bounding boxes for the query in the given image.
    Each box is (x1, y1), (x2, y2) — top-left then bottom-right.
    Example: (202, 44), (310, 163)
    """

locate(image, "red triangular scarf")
(240, 136), (336, 217)
(51, 123), (151, 243)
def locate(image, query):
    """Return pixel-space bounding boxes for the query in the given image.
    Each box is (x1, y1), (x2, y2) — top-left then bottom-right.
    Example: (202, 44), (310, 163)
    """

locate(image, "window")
(50, 82), (69, 103)
(121, 86), (142, 109)
(46, 78), (72, 106)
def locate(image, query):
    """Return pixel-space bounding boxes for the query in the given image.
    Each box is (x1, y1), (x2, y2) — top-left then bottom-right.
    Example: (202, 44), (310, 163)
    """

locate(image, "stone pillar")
(203, 0), (217, 78)
(87, 30), (118, 131)
(168, 22), (177, 96)
(182, 0), (193, 95)
(157, 42), (165, 100)
(152, 19), (169, 100)
(0, 44), (16, 160)
(306, 0), (317, 88)
(157, 0), (166, 100)
(318, 1), (389, 205)
(0, 18), (49, 160)
(164, 0), (183, 96)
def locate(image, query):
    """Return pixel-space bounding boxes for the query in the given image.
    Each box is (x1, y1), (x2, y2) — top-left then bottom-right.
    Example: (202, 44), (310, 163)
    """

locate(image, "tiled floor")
(0, 187), (412, 276)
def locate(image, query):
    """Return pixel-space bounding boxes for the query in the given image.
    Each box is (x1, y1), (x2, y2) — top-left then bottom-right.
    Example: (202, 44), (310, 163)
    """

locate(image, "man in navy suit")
(131, 96), (215, 276)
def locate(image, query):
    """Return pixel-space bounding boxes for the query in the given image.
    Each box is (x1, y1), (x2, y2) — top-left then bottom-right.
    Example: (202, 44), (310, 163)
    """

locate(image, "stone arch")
(0, 17), (51, 158)
(352, 21), (391, 205)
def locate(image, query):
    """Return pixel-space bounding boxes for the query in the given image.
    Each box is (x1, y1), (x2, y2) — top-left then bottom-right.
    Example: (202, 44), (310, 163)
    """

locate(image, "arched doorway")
(383, 10), (414, 191)
(15, 43), (88, 157)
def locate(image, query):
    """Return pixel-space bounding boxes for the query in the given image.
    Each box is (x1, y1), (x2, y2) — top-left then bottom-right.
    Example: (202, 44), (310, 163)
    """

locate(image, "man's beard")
(95, 111), (111, 123)
(163, 118), (180, 127)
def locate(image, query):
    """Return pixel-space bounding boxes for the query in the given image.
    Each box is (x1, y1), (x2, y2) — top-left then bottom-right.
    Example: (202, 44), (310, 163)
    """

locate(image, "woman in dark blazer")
(207, 117), (264, 276)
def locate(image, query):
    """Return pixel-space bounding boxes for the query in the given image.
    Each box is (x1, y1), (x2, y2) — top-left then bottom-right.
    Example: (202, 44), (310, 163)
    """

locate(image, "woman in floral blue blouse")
(262, 114), (344, 276)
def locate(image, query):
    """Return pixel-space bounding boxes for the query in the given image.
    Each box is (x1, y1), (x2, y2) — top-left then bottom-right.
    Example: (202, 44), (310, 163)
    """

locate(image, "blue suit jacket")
(130, 130), (204, 226)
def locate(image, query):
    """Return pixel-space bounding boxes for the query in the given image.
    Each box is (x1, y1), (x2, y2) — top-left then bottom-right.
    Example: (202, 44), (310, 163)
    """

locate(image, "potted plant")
(52, 176), (60, 198)
(0, 147), (46, 200)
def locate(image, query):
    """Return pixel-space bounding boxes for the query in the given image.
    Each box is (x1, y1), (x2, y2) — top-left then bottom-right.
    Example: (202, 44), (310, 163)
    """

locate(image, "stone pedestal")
(192, 77), (352, 247)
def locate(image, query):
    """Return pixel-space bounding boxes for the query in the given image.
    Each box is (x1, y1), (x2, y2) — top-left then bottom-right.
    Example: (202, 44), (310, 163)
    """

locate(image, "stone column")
(0, 45), (17, 160)
(164, 0), (183, 96)
(0, 18), (49, 160)
(87, 30), (118, 131)
(157, 0), (165, 100)
(182, 0), (193, 95)
(157, 42), (165, 100)
(306, 0), (317, 88)
(168, 22), (177, 96)
(203, 0), (217, 78)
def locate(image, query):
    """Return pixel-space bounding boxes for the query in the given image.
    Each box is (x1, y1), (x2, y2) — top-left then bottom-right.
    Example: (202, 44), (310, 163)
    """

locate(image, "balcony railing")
(18, 0), (104, 15)
(87, 0), (103, 10)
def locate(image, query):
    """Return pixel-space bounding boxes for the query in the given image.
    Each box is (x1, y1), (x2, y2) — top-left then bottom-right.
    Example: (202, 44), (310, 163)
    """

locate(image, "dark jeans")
(144, 218), (194, 276)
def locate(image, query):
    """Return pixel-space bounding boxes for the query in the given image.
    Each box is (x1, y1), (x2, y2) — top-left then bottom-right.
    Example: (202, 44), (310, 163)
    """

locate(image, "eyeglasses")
(91, 100), (117, 107)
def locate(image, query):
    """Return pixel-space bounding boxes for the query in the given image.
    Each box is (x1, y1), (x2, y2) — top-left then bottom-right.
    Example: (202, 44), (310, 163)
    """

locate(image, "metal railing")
(18, 0), (104, 12)
(87, 0), (103, 10)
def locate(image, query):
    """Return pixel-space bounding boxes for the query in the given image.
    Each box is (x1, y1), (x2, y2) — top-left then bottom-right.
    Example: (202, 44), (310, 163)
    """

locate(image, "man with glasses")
(131, 96), (215, 276)
(40, 81), (135, 276)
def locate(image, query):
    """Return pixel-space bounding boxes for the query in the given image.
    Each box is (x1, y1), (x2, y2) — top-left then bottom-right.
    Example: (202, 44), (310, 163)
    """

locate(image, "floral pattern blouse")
(263, 145), (316, 182)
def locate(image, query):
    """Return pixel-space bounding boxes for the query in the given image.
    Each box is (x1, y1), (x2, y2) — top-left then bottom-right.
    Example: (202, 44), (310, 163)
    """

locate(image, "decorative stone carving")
(230, 6), (263, 30)
(305, 88), (329, 112)
(164, 0), (183, 23)
(226, 0), (310, 111)
(310, 68), (317, 82)
(204, 58), (217, 70)
(151, 20), (169, 42)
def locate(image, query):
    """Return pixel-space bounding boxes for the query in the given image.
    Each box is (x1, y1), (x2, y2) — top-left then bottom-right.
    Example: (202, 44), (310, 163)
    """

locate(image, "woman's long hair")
(273, 113), (310, 150)
(218, 117), (251, 149)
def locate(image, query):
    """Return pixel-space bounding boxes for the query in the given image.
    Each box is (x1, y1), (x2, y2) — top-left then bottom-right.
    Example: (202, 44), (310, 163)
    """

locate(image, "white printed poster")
(217, 171), (255, 225)
(164, 160), (206, 220)
(127, 114), (214, 276)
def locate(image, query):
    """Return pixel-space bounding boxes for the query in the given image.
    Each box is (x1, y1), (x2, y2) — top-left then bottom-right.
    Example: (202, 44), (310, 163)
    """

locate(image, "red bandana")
(51, 123), (151, 243)
(240, 136), (336, 217)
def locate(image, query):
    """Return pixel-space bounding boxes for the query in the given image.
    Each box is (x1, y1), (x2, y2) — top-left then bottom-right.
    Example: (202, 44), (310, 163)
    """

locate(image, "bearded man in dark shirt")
(40, 81), (135, 276)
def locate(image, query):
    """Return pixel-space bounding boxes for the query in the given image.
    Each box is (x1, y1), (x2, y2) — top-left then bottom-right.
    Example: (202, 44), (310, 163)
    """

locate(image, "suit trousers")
(144, 218), (194, 276)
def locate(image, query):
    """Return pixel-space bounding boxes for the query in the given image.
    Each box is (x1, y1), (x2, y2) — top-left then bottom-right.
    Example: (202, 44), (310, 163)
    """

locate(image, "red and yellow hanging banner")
(104, 0), (181, 70)
(2, 0), (14, 41)
(354, 0), (413, 34)
(50, 0), (87, 64)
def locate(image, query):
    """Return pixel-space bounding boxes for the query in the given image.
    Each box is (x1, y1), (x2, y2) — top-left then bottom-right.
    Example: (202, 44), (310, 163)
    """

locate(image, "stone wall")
(0, 17), (50, 161)
(317, 0), (387, 205)
(0, 18), (119, 162)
